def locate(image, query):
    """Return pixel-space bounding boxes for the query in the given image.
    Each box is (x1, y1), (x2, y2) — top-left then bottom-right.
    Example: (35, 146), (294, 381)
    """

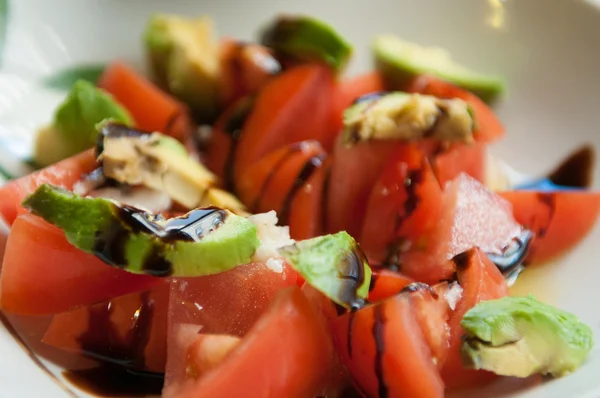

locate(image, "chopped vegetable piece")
(374, 35), (505, 102)
(261, 15), (352, 72)
(23, 184), (259, 277)
(461, 295), (593, 378)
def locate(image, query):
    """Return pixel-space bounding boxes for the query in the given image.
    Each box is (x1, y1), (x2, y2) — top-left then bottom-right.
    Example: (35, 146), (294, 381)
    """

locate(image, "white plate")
(0, 0), (599, 397)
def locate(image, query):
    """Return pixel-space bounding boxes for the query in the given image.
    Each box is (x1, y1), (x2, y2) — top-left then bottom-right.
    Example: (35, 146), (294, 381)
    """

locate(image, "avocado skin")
(460, 295), (593, 378)
(22, 184), (259, 277)
(261, 15), (352, 72)
(373, 35), (506, 103)
(279, 231), (372, 309)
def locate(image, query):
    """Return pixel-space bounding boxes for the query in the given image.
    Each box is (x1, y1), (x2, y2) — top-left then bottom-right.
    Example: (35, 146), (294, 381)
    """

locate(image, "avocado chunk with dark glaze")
(34, 80), (132, 167)
(342, 92), (475, 146)
(144, 14), (220, 122)
(461, 295), (593, 378)
(22, 184), (259, 277)
(279, 231), (372, 309)
(260, 15), (352, 72)
(374, 35), (505, 102)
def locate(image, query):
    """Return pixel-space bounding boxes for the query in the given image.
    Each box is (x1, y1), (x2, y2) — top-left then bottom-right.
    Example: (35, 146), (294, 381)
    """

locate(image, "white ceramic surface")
(0, 0), (599, 397)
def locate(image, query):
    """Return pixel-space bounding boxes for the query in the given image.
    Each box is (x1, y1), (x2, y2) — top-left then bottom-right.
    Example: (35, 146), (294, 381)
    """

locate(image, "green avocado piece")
(34, 80), (132, 167)
(22, 184), (259, 277)
(373, 35), (506, 103)
(460, 295), (593, 378)
(97, 122), (217, 210)
(342, 91), (475, 146)
(260, 15), (352, 73)
(144, 14), (219, 122)
(279, 232), (372, 309)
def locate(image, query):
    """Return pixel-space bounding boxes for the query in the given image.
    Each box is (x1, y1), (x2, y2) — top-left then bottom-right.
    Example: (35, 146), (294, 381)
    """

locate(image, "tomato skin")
(98, 62), (191, 140)
(327, 138), (402, 236)
(332, 71), (386, 132)
(0, 149), (96, 225)
(0, 214), (163, 315)
(406, 75), (504, 143)
(441, 248), (508, 389)
(360, 144), (443, 264)
(168, 262), (298, 338)
(233, 64), (334, 182)
(167, 286), (332, 398)
(43, 284), (169, 373)
(331, 295), (445, 398)
(500, 190), (600, 264)
(434, 142), (487, 187)
(368, 269), (414, 303)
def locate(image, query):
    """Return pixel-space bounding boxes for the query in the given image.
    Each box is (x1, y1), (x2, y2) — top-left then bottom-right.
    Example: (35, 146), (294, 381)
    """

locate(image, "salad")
(0, 13), (598, 398)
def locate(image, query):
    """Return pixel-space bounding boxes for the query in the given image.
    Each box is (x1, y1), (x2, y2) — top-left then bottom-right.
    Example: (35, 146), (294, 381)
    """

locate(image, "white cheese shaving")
(445, 282), (463, 311)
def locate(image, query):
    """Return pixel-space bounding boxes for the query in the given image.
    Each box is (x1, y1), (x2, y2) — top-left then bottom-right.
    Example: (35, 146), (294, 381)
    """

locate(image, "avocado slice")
(34, 80), (132, 167)
(22, 184), (259, 277)
(342, 91), (475, 146)
(97, 122), (217, 210)
(144, 14), (220, 122)
(260, 15), (352, 73)
(279, 232), (372, 309)
(373, 35), (505, 103)
(460, 295), (593, 378)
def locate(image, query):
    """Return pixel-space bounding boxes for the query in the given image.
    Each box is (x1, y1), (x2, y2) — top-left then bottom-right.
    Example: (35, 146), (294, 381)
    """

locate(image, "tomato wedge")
(0, 149), (96, 225)
(233, 64), (334, 182)
(98, 62), (191, 140)
(441, 248), (509, 389)
(406, 75), (504, 143)
(43, 284), (169, 372)
(0, 214), (162, 315)
(368, 269), (414, 303)
(400, 174), (522, 284)
(165, 286), (332, 398)
(433, 142), (487, 187)
(331, 295), (444, 398)
(327, 138), (402, 236)
(500, 190), (600, 264)
(360, 144), (443, 264)
(332, 71), (386, 132)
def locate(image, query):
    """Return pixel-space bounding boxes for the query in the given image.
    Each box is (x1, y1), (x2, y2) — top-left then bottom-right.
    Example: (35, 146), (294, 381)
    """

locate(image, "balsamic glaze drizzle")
(93, 206), (226, 277)
(337, 243), (368, 310)
(278, 154), (325, 226)
(222, 98), (255, 192)
(547, 144), (594, 188)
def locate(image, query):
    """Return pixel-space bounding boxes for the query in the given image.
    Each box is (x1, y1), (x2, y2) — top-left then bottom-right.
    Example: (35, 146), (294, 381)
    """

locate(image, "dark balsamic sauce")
(63, 366), (164, 397)
(96, 122), (147, 157)
(62, 291), (164, 397)
(337, 243), (368, 310)
(486, 229), (534, 278)
(278, 154), (325, 226)
(401, 282), (438, 299)
(536, 193), (556, 238)
(547, 144), (594, 188)
(93, 205), (226, 276)
(222, 98), (255, 191)
(252, 143), (302, 211)
(372, 304), (388, 398)
(452, 249), (474, 270)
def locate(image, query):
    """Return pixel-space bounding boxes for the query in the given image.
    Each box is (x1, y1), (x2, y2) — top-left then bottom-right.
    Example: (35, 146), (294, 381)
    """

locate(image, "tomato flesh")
(368, 269), (414, 303)
(165, 286), (332, 398)
(0, 214), (162, 315)
(400, 174), (522, 284)
(500, 190), (600, 264)
(331, 295), (445, 398)
(0, 149), (96, 226)
(360, 144), (443, 264)
(441, 247), (509, 389)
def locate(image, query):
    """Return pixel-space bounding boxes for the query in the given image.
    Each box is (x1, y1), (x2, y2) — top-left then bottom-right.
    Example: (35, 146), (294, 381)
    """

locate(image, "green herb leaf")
(0, 0), (8, 66)
(43, 64), (106, 91)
